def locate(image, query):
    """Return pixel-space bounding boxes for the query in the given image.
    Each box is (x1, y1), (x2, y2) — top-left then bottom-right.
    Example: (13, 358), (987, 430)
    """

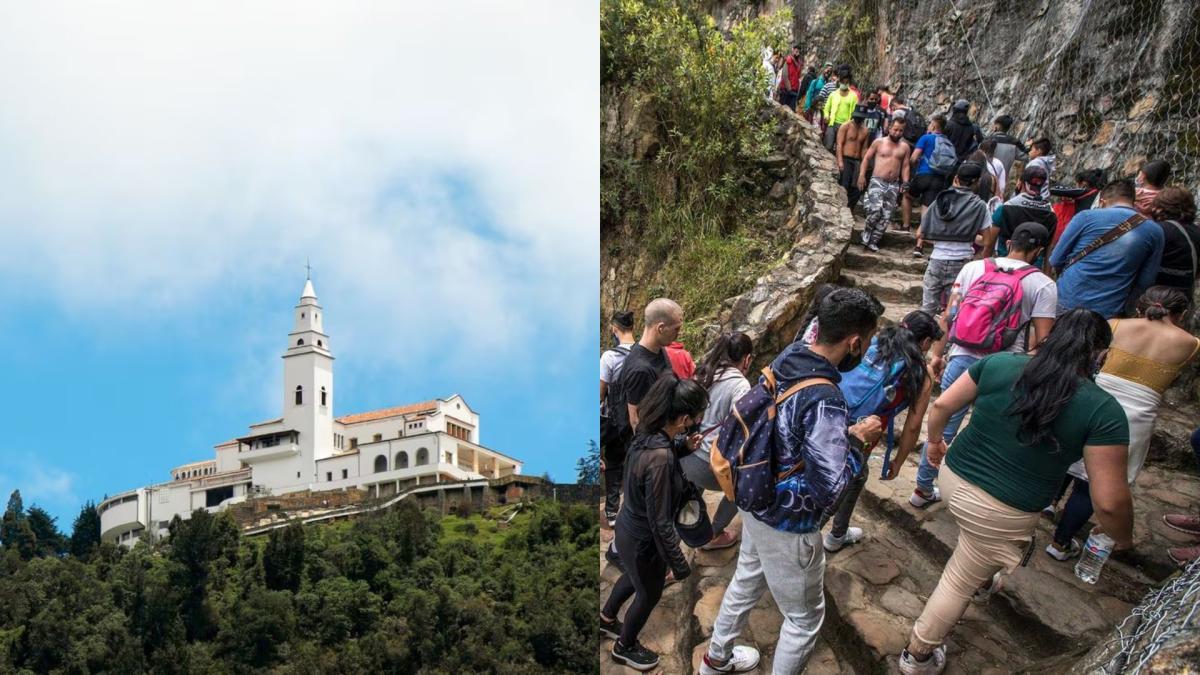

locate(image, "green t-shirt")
(945, 352), (1129, 512)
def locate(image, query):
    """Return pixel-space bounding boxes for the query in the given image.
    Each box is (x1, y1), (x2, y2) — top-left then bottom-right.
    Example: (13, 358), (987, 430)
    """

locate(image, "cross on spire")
(305, 258), (312, 280)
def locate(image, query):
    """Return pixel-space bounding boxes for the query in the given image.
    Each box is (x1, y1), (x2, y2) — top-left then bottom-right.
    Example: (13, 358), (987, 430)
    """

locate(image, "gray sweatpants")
(707, 511), (826, 674)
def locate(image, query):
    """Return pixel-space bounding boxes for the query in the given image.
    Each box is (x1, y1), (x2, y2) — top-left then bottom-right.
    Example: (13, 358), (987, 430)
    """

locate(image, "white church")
(98, 278), (522, 546)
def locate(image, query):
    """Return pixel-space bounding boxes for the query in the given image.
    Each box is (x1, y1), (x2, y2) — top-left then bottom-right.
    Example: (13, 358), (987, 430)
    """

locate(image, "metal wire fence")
(1075, 555), (1200, 673)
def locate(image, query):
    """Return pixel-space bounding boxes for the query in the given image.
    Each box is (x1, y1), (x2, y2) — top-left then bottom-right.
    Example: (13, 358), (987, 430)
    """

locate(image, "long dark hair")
(636, 373), (709, 436)
(696, 332), (754, 390)
(874, 310), (942, 402)
(1006, 309), (1112, 448)
(1136, 286), (1190, 321)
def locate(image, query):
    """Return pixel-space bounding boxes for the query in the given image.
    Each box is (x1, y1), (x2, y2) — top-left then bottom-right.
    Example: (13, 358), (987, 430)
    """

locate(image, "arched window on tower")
(396, 451), (408, 469)
(373, 455), (387, 473)
(295, 386), (303, 405)
(416, 447), (429, 466)
(297, 339), (304, 346)
(320, 387), (327, 406)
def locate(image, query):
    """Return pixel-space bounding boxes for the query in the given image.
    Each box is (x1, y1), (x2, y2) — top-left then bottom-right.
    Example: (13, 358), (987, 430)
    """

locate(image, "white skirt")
(1068, 373), (1161, 484)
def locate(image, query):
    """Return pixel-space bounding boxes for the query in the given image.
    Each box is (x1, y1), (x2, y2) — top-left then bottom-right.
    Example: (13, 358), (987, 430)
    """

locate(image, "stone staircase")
(599, 217), (1200, 674)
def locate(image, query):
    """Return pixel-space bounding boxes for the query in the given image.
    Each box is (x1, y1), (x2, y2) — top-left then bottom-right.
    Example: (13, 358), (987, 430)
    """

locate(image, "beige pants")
(911, 464), (1041, 648)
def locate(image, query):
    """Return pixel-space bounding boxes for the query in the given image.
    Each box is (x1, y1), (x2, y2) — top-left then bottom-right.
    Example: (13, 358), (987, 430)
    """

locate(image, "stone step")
(852, 228), (918, 251)
(840, 271), (924, 306)
(854, 453), (1160, 651)
(844, 246), (930, 276)
(822, 507), (1052, 674)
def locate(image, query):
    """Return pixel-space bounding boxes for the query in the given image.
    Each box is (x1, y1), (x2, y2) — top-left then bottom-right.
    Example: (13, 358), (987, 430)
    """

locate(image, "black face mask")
(611, 333), (620, 348)
(837, 343), (864, 372)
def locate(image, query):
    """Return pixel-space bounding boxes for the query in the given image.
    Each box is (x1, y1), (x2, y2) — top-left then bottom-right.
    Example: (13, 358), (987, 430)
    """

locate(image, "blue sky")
(0, 2), (598, 528)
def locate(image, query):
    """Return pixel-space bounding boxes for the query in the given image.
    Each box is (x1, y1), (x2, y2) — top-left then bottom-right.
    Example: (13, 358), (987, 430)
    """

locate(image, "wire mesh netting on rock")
(1072, 555), (1200, 674)
(800, 0), (1200, 197)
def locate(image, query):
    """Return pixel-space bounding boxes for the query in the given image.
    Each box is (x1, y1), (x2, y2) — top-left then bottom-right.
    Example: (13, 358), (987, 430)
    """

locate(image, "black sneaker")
(600, 614), (623, 641)
(612, 640), (660, 671)
(604, 508), (618, 529)
(605, 545), (625, 572)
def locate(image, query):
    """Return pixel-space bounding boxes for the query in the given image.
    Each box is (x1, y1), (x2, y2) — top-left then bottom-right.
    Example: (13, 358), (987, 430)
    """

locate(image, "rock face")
(715, 105), (856, 364)
(791, 0), (1200, 197)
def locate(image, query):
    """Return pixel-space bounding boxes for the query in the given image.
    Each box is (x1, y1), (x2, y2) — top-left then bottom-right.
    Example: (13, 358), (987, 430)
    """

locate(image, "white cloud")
(0, 456), (80, 517)
(0, 2), (599, 370)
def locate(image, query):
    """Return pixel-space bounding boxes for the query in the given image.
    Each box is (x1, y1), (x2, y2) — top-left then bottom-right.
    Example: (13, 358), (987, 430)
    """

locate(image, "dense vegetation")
(601, 0), (792, 345)
(0, 490), (598, 674)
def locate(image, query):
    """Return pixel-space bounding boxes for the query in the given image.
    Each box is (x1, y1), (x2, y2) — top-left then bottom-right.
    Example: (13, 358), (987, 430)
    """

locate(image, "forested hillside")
(0, 496), (598, 674)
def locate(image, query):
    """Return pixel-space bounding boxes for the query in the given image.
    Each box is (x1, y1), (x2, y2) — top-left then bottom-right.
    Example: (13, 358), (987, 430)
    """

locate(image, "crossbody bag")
(1060, 212), (1147, 272)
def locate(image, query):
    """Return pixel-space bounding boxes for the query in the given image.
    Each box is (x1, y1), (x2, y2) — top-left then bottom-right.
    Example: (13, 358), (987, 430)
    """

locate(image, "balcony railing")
(197, 468), (253, 489)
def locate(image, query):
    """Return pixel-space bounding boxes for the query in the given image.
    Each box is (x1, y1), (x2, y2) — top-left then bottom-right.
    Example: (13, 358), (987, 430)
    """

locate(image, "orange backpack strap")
(775, 377), (835, 403)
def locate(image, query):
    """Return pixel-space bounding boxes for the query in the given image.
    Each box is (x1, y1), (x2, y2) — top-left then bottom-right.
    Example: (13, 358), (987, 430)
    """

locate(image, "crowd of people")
(601, 48), (1200, 675)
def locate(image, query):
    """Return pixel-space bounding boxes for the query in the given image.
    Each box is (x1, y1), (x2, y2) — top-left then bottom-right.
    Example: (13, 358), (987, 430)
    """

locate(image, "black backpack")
(600, 346), (632, 452)
(903, 110), (927, 144)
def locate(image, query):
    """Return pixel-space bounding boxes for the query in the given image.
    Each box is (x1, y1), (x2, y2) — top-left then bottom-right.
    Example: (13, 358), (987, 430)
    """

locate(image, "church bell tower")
(282, 274), (336, 479)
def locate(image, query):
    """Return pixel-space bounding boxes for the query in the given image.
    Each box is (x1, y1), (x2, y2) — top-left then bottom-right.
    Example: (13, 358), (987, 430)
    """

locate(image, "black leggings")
(601, 527), (667, 647)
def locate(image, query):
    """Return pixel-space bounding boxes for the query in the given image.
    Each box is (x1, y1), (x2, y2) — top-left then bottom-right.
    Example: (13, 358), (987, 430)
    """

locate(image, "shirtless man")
(837, 106), (872, 208)
(857, 117), (912, 251)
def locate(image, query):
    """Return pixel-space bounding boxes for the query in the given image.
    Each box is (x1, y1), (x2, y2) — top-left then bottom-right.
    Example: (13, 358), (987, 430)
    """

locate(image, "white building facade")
(99, 279), (522, 546)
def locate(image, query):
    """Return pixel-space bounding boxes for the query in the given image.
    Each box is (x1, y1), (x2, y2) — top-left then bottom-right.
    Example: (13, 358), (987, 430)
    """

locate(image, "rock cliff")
(791, 0), (1200, 196)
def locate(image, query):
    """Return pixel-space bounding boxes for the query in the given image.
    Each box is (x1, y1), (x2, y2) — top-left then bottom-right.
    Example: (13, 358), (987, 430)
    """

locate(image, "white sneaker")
(699, 645), (761, 674)
(909, 486), (941, 509)
(823, 526), (865, 552)
(971, 571), (1003, 604)
(898, 645), (946, 674)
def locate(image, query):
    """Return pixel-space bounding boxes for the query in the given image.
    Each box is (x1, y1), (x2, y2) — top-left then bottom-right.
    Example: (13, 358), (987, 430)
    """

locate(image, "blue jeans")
(916, 354), (980, 493)
(1192, 427), (1200, 469)
(1053, 477), (1092, 546)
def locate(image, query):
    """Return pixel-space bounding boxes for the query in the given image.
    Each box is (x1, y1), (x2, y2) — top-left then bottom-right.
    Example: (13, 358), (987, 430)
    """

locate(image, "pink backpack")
(948, 259), (1039, 353)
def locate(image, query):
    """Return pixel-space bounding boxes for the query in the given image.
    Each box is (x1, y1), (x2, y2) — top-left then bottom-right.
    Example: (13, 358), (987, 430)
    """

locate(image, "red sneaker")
(1167, 544), (1200, 566)
(1162, 513), (1200, 536)
(701, 529), (740, 551)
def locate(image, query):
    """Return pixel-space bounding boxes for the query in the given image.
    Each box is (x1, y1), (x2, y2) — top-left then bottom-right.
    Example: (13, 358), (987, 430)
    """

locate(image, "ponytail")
(1006, 309), (1111, 448)
(874, 310), (942, 403)
(635, 373), (709, 435)
(696, 332), (754, 390)
(1136, 286), (1189, 321)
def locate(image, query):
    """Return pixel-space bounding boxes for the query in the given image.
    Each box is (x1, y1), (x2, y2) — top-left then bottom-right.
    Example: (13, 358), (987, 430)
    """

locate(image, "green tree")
(576, 439), (601, 485)
(69, 501), (102, 559)
(26, 506), (66, 557)
(263, 522), (305, 592)
(0, 490), (36, 559)
(167, 510), (240, 640)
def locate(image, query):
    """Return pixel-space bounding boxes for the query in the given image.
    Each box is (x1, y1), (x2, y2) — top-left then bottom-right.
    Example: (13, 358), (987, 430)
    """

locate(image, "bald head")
(642, 298), (684, 350)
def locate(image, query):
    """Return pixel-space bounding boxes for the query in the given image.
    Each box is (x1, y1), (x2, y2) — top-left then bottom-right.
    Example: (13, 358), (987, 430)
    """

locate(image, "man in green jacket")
(823, 81), (859, 150)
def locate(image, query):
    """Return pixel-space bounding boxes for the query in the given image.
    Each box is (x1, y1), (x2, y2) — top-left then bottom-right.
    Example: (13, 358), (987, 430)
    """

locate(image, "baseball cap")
(952, 99), (970, 112)
(1021, 165), (1048, 192)
(955, 162), (983, 182)
(1011, 222), (1050, 249)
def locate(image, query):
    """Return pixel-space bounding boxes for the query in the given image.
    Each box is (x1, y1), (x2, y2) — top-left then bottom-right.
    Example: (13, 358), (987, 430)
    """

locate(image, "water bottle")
(1074, 532), (1115, 584)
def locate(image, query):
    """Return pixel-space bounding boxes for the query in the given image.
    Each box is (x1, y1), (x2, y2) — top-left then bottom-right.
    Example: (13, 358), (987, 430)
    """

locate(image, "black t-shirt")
(996, 193), (1057, 243)
(611, 344), (671, 433)
(1156, 219), (1200, 292)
